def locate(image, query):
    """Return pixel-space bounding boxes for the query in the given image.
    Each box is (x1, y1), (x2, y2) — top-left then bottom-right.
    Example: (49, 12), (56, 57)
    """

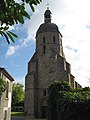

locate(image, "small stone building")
(25, 8), (81, 118)
(0, 67), (14, 120)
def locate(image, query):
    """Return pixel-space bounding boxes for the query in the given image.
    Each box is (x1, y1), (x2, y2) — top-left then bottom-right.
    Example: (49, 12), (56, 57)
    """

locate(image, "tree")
(0, 0), (42, 44)
(12, 82), (24, 107)
(0, 78), (7, 96)
(48, 81), (90, 120)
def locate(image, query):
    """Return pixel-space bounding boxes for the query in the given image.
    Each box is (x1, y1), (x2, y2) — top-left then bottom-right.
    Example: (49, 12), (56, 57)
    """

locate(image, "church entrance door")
(41, 106), (47, 118)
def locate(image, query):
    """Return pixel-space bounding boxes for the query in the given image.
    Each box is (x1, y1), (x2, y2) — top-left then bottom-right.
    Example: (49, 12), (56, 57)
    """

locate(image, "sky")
(1, 0), (90, 87)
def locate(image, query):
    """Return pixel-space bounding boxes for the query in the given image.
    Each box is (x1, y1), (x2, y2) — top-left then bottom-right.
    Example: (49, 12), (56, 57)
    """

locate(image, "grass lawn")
(11, 112), (24, 116)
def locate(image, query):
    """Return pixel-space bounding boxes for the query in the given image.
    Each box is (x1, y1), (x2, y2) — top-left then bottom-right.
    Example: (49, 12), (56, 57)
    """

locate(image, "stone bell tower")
(25, 8), (79, 118)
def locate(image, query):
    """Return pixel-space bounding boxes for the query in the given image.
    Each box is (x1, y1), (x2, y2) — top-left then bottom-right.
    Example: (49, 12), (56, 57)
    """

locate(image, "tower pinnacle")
(44, 8), (51, 23)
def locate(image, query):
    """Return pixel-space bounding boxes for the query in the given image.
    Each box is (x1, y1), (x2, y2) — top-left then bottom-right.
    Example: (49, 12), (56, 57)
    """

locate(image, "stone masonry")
(24, 8), (81, 119)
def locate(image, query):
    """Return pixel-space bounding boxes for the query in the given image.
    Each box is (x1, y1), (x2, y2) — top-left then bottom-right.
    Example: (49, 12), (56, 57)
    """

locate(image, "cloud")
(14, 76), (25, 88)
(5, 45), (20, 57)
(66, 46), (78, 53)
(21, 37), (35, 47)
(46, 0), (90, 87)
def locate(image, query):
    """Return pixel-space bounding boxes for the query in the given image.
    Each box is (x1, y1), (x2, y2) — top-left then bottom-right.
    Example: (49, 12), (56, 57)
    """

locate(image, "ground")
(11, 116), (47, 120)
(11, 112), (47, 120)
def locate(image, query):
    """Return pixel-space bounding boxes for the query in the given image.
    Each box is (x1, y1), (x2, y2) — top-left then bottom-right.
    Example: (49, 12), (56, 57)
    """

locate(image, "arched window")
(53, 36), (55, 43)
(43, 36), (45, 43)
(43, 45), (46, 54)
(43, 89), (47, 96)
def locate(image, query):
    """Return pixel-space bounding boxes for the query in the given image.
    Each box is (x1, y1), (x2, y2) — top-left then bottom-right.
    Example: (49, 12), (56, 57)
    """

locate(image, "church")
(24, 8), (81, 118)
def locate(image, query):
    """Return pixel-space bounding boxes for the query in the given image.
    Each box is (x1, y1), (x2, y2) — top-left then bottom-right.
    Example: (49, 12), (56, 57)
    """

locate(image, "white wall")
(0, 73), (13, 120)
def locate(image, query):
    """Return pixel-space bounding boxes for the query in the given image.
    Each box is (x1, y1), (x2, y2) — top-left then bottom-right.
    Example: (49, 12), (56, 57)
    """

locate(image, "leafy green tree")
(48, 81), (72, 120)
(48, 81), (90, 120)
(0, 0), (42, 44)
(12, 82), (24, 106)
(0, 78), (7, 96)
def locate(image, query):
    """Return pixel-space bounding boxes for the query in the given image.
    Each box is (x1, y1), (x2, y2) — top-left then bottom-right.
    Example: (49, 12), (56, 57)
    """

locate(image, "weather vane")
(46, 1), (50, 10)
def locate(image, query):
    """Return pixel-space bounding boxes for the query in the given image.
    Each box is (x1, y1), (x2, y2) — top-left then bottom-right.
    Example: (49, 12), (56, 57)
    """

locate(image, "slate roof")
(36, 23), (61, 37)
